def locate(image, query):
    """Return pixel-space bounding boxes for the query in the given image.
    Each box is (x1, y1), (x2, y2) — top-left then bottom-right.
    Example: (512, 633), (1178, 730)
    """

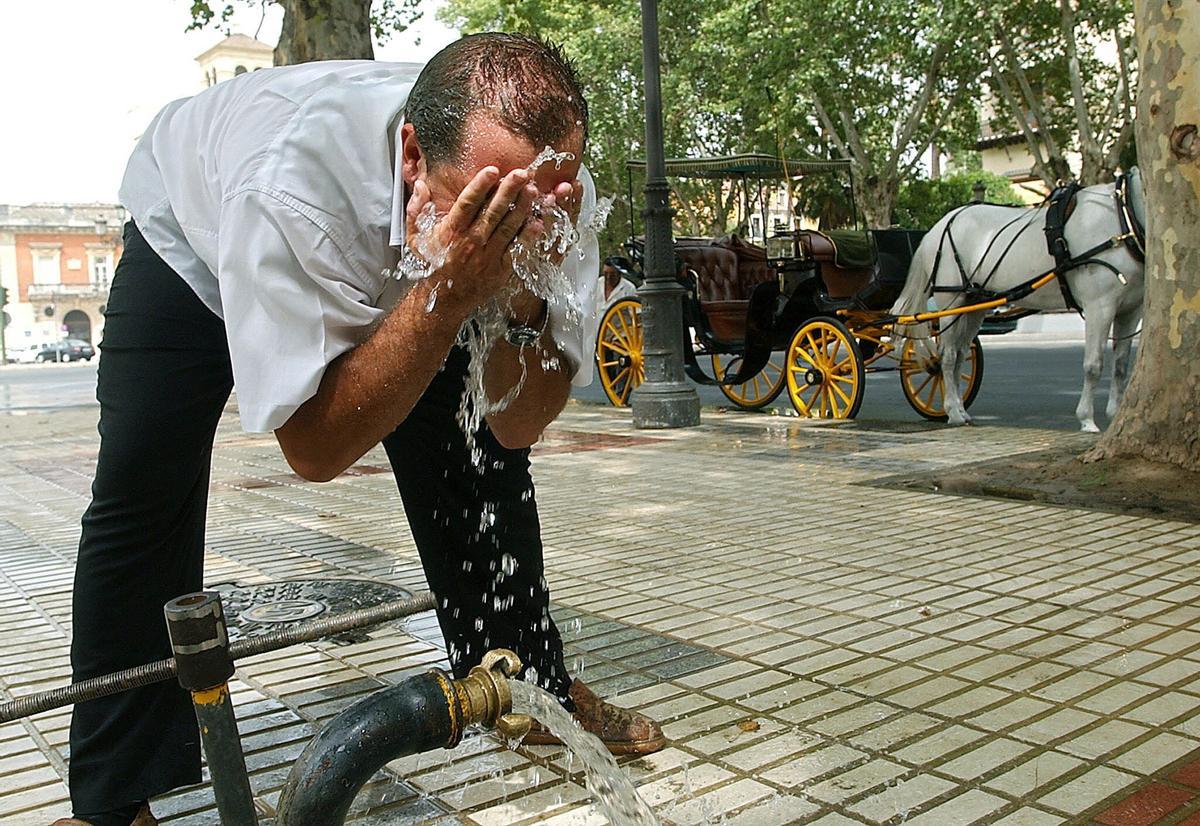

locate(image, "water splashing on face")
(398, 202), (446, 282)
(400, 147), (613, 465)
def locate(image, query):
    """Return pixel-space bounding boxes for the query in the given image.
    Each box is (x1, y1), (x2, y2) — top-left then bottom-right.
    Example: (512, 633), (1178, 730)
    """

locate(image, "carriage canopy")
(625, 153), (852, 180)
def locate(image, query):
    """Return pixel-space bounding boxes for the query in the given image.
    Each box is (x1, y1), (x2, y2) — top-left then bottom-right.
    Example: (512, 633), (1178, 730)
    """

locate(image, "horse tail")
(890, 210), (957, 345)
(891, 239), (936, 318)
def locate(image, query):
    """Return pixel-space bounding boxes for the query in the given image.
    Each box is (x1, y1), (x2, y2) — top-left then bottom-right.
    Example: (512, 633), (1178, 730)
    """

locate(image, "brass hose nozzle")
(449, 648), (533, 744)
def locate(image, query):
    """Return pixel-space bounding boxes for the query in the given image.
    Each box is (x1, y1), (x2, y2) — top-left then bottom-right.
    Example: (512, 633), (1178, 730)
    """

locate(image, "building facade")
(195, 33), (274, 88)
(0, 204), (126, 352)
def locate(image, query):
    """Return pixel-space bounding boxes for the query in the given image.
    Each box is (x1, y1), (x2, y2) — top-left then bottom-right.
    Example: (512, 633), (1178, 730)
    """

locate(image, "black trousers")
(69, 223), (572, 812)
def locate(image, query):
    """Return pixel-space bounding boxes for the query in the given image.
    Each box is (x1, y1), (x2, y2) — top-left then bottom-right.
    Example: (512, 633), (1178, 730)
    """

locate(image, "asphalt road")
(0, 339), (1119, 431)
(578, 337), (1120, 432)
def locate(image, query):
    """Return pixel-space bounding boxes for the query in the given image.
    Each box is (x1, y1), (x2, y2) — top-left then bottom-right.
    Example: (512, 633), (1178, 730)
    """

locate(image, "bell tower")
(195, 34), (274, 90)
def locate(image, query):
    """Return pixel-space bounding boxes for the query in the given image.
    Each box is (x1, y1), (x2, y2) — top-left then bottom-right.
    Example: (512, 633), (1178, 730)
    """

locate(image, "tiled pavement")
(2, 400), (1200, 825)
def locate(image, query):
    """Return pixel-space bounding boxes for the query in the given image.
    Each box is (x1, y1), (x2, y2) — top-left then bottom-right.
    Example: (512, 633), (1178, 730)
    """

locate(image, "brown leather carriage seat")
(673, 235), (775, 344)
(795, 229), (875, 299)
(714, 234), (775, 295)
(677, 245), (740, 301)
(673, 244), (741, 343)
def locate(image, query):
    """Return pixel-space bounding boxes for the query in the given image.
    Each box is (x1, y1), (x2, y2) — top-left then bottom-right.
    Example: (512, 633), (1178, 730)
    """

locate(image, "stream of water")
(509, 680), (659, 825)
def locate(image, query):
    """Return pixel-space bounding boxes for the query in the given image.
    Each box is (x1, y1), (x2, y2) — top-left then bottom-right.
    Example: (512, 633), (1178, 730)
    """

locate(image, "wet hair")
(406, 32), (588, 168)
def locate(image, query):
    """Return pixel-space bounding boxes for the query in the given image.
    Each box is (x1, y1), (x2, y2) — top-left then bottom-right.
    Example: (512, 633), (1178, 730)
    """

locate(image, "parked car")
(36, 339), (95, 362)
(9, 343), (45, 364)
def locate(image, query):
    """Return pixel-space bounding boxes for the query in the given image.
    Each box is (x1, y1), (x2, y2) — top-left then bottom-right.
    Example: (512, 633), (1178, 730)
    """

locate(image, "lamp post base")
(631, 381), (701, 429)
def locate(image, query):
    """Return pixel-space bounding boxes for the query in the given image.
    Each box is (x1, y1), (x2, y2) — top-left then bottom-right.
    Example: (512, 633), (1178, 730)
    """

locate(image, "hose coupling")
(450, 648), (532, 742)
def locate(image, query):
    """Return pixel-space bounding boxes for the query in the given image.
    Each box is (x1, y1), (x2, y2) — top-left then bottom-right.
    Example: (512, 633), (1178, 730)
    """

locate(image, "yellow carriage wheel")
(711, 352), (786, 410)
(595, 298), (644, 407)
(899, 335), (985, 421)
(785, 317), (865, 419)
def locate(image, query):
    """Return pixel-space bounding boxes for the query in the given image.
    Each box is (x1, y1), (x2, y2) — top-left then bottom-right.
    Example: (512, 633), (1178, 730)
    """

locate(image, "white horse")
(891, 170), (1146, 432)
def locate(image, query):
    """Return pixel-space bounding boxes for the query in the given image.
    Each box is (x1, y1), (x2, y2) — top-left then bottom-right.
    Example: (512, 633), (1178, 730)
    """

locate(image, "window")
(235, 65), (248, 75)
(89, 253), (112, 285)
(34, 252), (60, 285)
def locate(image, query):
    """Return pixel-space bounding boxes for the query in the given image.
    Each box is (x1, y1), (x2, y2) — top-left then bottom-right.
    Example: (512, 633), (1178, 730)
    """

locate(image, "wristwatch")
(503, 300), (549, 347)
(503, 322), (545, 347)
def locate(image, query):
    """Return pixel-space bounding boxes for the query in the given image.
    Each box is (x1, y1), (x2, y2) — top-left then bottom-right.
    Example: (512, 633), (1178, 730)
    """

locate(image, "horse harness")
(928, 172), (1145, 315)
(1043, 181), (1084, 311)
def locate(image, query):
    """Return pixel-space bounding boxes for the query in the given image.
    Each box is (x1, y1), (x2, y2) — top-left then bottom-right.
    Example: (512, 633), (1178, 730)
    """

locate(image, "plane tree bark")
(1086, 0), (1200, 471)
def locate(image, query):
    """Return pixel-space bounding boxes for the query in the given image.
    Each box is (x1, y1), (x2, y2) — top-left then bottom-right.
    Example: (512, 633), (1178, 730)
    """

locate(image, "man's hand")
(514, 179), (584, 269)
(482, 178), (585, 449)
(408, 167), (539, 315)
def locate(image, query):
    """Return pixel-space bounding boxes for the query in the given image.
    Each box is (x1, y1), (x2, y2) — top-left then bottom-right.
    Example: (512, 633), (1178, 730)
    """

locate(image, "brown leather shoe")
(521, 679), (667, 755)
(52, 803), (157, 826)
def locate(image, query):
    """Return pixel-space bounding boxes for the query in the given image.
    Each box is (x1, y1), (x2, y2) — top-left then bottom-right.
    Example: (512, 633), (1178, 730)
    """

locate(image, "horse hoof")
(1080, 422), (1100, 434)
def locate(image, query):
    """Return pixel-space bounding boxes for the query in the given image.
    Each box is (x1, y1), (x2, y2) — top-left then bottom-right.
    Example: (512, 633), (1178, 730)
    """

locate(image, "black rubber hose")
(275, 671), (460, 826)
(0, 591), (437, 723)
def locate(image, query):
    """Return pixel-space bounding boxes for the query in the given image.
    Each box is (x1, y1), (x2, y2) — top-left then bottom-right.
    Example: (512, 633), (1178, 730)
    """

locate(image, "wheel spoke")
(602, 340), (630, 357)
(795, 384), (818, 415)
(614, 311), (632, 342)
(805, 332), (821, 360)
(910, 372), (934, 399)
(828, 334), (842, 364)
(925, 375), (942, 408)
(795, 345), (819, 368)
(830, 381), (852, 409)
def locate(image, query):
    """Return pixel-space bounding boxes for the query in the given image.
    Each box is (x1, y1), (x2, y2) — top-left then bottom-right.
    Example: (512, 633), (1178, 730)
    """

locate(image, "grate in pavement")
(209, 578), (415, 642)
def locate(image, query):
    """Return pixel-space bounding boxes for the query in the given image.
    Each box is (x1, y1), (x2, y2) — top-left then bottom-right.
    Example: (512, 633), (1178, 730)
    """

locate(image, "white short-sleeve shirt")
(119, 60), (600, 433)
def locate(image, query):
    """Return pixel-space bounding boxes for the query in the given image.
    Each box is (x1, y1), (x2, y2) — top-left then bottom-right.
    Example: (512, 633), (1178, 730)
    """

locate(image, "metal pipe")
(165, 592), (258, 826)
(0, 591), (437, 723)
(275, 649), (531, 826)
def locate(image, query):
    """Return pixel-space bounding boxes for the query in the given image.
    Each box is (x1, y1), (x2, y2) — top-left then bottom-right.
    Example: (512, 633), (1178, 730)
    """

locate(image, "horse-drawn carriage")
(596, 154), (988, 420)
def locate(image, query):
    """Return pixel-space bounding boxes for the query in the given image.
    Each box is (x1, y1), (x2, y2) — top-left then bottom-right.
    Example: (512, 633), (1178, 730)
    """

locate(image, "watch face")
(504, 325), (542, 347)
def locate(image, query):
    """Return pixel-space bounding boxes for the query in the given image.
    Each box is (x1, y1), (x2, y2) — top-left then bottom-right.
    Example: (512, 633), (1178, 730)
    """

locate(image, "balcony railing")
(26, 283), (109, 300)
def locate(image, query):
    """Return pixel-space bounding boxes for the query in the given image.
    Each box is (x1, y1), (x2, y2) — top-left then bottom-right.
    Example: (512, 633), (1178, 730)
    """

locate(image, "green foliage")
(894, 170), (1025, 230)
(439, 0), (986, 241)
(981, 0), (1136, 183)
(186, 0), (236, 32)
(185, 0), (423, 42)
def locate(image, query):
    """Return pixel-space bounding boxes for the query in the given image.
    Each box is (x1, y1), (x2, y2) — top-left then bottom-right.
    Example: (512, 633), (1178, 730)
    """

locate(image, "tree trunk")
(1078, 147), (1116, 187)
(274, 0), (374, 65)
(856, 173), (897, 229)
(1087, 0), (1200, 472)
(1037, 152), (1075, 188)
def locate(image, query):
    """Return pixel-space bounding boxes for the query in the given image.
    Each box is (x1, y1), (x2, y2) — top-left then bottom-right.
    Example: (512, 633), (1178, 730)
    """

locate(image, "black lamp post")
(631, 0), (701, 428)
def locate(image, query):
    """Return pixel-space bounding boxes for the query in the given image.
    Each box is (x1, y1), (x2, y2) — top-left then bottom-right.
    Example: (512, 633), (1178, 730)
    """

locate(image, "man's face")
(402, 114), (583, 234)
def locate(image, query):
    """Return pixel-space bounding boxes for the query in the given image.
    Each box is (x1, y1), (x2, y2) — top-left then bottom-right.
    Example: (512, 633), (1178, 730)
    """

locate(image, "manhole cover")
(241, 600), (327, 623)
(209, 579), (415, 642)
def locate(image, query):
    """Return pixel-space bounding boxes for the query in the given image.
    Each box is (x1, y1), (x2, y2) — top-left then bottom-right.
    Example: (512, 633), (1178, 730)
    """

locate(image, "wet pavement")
(1, 397), (1199, 824)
